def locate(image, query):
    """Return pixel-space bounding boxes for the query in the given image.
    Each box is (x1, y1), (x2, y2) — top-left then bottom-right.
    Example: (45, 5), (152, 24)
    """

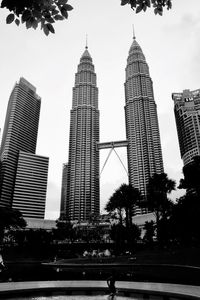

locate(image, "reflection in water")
(32, 297), (136, 300)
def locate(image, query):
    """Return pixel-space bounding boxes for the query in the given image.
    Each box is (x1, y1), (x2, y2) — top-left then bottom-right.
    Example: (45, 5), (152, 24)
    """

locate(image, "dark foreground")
(1, 246), (200, 286)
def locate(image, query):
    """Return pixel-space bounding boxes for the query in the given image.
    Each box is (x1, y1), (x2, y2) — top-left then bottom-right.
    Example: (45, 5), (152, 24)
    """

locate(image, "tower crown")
(80, 46), (92, 62)
(129, 38), (143, 55)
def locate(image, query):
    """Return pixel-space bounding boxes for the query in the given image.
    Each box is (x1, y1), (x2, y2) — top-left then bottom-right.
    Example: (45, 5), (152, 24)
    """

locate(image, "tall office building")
(0, 78), (48, 219)
(60, 163), (68, 219)
(124, 36), (164, 202)
(172, 89), (200, 166)
(12, 151), (49, 219)
(66, 46), (100, 221)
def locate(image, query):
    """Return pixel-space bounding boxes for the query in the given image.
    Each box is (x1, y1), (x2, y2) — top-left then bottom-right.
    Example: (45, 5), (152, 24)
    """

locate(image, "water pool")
(5, 297), (136, 300)
(1, 281), (199, 299)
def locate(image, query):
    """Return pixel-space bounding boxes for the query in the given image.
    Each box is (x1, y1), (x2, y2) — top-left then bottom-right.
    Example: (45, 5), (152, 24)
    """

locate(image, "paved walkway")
(0, 281), (200, 298)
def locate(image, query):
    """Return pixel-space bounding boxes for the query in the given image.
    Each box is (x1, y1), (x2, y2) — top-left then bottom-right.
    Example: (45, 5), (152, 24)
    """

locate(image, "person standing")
(0, 250), (5, 281)
(107, 272), (116, 300)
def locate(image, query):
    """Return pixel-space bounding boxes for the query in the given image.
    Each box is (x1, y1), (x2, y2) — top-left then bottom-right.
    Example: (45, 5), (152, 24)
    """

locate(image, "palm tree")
(118, 184), (141, 228)
(105, 189), (124, 225)
(147, 172), (176, 240)
(105, 183), (141, 228)
(105, 184), (141, 252)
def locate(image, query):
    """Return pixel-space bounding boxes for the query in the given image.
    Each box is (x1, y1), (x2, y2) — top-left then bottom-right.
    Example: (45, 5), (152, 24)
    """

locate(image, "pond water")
(6, 296), (137, 300)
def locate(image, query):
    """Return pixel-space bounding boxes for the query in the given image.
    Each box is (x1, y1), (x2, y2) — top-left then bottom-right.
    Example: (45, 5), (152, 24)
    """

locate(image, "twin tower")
(62, 36), (164, 221)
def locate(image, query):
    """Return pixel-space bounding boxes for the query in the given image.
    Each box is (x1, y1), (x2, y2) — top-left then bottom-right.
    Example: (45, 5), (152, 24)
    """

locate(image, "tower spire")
(132, 24), (136, 40)
(85, 34), (88, 49)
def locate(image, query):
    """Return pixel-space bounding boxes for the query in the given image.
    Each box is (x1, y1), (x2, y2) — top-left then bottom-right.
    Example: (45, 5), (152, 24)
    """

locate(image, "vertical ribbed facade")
(12, 151), (49, 219)
(60, 163), (68, 219)
(124, 37), (163, 202)
(0, 78), (41, 207)
(172, 89), (200, 166)
(66, 46), (100, 221)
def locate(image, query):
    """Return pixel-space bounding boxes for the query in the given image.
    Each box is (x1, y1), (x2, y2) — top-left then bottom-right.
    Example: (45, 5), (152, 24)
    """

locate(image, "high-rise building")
(66, 46), (100, 221)
(12, 151), (49, 219)
(60, 163), (68, 219)
(172, 89), (200, 166)
(0, 77), (48, 219)
(124, 36), (164, 203)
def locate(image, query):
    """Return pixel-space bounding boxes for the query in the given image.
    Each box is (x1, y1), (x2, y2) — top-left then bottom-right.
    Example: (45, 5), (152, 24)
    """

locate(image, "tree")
(176, 156), (200, 244)
(170, 193), (200, 246)
(105, 188), (124, 226)
(126, 223), (141, 250)
(110, 222), (141, 254)
(106, 184), (141, 252)
(143, 220), (155, 245)
(110, 223), (126, 254)
(147, 173), (176, 241)
(23, 228), (53, 247)
(0, 206), (26, 244)
(1, 0), (172, 35)
(119, 184), (141, 229)
(105, 183), (141, 228)
(179, 156), (200, 197)
(52, 218), (74, 242)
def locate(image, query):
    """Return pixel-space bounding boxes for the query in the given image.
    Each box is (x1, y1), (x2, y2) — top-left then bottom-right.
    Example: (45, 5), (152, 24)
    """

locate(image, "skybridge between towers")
(97, 140), (129, 177)
(97, 140), (128, 150)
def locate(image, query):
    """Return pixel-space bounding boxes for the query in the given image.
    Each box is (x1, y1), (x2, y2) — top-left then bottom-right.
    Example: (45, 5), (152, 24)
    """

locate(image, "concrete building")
(64, 37), (164, 220)
(25, 218), (56, 231)
(0, 78), (48, 219)
(124, 36), (164, 205)
(66, 46), (100, 221)
(12, 151), (49, 219)
(60, 163), (68, 219)
(172, 89), (200, 166)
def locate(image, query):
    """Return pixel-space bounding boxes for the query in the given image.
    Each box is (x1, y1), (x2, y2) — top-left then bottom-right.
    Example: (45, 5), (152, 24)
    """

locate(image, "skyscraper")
(124, 36), (164, 202)
(172, 89), (200, 166)
(12, 151), (49, 219)
(66, 46), (100, 221)
(60, 163), (68, 219)
(0, 78), (48, 219)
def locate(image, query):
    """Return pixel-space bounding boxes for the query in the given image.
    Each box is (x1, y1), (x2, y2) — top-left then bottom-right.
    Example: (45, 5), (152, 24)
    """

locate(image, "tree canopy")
(121, 0), (172, 15)
(170, 193), (200, 245)
(0, 206), (26, 244)
(179, 156), (200, 195)
(53, 218), (74, 241)
(1, 0), (73, 36)
(147, 172), (176, 242)
(105, 183), (141, 228)
(1, 0), (172, 35)
(147, 172), (176, 220)
(105, 183), (141, 252)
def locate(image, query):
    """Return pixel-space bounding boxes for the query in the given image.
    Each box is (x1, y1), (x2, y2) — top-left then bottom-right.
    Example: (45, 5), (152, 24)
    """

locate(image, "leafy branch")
(121, 0), (172, 15)
(1, 0), (73, 35)
(1, 0), (172, 36)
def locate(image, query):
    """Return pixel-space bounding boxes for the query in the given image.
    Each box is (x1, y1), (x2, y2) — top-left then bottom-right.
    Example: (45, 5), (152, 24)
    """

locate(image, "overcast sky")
(0, 0), (199, 219)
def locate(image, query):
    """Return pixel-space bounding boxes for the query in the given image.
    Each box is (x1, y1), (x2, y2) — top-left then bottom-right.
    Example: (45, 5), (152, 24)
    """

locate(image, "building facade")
(60, 163), (68, 219)
(66, 46), (100, 221)
(0, 77), (48, 219)
(172, 89), (200, 166)
(124, 36), (164, 203)
(12, 151), (49, 219)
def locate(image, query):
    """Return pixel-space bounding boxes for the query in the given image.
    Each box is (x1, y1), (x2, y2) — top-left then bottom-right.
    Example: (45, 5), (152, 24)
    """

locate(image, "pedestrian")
(0, 249), (5, 281)
(107, 272), (116, 300)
